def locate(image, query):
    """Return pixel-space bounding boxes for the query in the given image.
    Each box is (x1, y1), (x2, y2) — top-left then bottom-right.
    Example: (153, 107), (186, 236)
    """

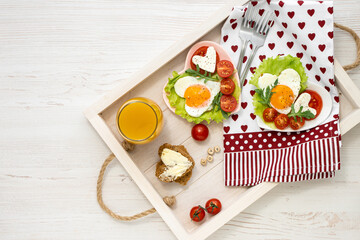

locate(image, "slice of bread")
(155, 143), (195, 185)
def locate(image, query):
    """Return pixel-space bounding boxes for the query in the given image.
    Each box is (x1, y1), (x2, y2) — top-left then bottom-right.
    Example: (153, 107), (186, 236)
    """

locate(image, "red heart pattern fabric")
(220, 1), (339, 186)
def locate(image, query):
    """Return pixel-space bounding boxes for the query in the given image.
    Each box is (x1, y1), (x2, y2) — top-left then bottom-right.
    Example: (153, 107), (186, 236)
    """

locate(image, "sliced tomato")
(263, 108), (278, 122)
(220, 78), (235, 95)
(220, 95), (237, 113)
(289, 116), (305, 130)
(190, 46), (220, 74)
(274, 114), (290, 130)
(217, 60), (234, 78)
(303, 90), (323, 119)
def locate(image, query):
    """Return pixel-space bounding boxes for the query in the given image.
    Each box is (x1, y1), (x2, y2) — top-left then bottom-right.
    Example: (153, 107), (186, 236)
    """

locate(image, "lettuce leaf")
(250, 55), (308, 129)
(252, 92), (276, 129)
(164, 71), (240, 124)
(232, 71), (241, 105)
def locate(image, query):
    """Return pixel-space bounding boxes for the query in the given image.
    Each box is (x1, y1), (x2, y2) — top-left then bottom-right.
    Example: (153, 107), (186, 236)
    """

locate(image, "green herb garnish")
(185, 64), (219, 83)
(254, 79), (278, 107)
(167, 74), (182, 86)
(212, 92), (229, 119)
(288, 104), (315, 122)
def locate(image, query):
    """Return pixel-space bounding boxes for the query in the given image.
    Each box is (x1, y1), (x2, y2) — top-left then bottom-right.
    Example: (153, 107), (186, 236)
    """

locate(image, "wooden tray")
(84, 2), (360, 240)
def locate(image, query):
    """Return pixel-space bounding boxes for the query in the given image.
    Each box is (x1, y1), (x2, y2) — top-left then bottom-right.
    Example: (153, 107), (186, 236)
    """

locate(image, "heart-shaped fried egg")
(174, 76), (220, 117)
(258, 68), (301, 114)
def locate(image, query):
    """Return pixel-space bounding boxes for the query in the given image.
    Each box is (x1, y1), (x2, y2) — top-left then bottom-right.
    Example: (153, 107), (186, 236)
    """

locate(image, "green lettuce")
(232, 71), (241, 105)
(249, 55), (308, 129)
(164, 71), (240, 124)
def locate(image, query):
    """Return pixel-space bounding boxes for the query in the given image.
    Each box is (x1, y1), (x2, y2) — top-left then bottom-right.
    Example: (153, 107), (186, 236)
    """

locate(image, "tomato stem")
(191, 205), (205, 221)
(207, 202), (218, 213)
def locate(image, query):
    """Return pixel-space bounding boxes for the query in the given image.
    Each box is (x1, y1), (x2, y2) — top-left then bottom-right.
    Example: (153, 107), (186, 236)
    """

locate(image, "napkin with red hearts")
(221, 0), (341, 186)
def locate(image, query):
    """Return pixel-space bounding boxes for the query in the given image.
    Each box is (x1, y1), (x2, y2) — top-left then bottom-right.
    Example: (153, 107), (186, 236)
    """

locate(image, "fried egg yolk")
(270, 85), (295, 110)
(184, 84), (211, 107)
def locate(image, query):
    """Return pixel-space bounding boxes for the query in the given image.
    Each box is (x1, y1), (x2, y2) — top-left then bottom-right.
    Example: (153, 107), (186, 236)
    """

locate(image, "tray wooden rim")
(84, 2), (360, 240)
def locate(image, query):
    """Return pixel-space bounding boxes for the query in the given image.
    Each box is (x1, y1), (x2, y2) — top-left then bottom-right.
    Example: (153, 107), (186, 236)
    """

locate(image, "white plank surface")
(0, 0), (359, 239)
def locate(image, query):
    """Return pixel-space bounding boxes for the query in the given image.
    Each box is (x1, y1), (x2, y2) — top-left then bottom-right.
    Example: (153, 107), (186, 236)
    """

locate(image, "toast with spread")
(155, 143), (195, 185)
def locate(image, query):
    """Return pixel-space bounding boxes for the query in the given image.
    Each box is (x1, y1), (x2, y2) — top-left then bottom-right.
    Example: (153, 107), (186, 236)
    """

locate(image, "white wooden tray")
(84, 2), (360, 240)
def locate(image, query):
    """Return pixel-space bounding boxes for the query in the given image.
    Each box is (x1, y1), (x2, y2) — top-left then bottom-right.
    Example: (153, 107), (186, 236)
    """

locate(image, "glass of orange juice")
(116, 97), (163, 144)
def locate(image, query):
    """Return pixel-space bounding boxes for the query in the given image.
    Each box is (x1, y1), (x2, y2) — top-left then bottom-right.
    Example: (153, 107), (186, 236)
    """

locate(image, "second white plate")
(257, 82), (333, 132)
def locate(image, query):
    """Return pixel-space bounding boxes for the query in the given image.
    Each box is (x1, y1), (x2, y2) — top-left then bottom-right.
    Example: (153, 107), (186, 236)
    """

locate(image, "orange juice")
(116, 98), (163, 144)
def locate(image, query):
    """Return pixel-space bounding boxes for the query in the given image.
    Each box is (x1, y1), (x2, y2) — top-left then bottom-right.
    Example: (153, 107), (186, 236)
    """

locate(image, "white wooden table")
(1, 1), (359, 239)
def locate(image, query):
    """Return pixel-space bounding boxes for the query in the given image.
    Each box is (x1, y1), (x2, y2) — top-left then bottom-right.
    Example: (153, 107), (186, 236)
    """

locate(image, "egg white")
(174, 76), (197, 97)
(293, 93), (317, 116)
(278, 68), (301, 99)
(270, 103), (292, 114)
(174, 76), (220, 117)
(258, 73), (277, 89)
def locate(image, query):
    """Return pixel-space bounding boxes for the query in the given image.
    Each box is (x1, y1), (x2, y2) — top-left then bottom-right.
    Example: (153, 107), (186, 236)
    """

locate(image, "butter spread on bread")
(159, 148), (192, 181)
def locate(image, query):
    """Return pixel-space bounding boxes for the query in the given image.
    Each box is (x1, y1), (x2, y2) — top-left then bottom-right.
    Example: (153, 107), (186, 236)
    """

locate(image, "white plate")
(257, 82), (333, 132)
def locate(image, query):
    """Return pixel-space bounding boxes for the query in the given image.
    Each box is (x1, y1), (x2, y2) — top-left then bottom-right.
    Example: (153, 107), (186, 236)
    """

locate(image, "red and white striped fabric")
(224, 121), (340, 186)
(221, 0), (341, 186)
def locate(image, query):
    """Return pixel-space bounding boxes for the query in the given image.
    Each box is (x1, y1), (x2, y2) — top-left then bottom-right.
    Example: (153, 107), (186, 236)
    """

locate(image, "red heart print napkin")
(221, 0), (341, 186)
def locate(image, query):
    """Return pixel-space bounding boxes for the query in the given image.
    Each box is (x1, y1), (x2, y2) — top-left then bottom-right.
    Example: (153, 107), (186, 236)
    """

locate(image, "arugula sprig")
(167, 73), (182, 86)
(185, 64), (219, 83)
(254, 79), (278, 107)
(212, 92), (229, 119)
(288, 104), (315, 122)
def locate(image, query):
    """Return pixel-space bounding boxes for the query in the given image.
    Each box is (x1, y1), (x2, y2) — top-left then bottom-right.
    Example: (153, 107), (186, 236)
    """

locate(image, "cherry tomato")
(191, 124), (209, 141)
(220, 78), (235, 95)
(190, 206), (206, 222)
(220, 95), (237, 113)
(263, 108), (279, 122)
(274, 114), (290, 130)
(190, 46), (220, 74)
(289, 116), (305, 130)
(303, 90), (323, 119)
(217, 60), (234, 78)
(205, 198), (222, 215)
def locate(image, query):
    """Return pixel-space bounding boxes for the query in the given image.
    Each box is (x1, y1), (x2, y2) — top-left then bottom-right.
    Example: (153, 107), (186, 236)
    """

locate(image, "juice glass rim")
(116, 99), (159, 143)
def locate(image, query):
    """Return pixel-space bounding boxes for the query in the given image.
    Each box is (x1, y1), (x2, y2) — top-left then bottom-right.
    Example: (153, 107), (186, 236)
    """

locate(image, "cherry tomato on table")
(217, 60), (234, 78)
(303, 90), (323, 119)
(274, 114), (290, 130)
(220, 78), (235, 95)
(220, 95), (237, 113)
(190, 206), (206, 222)
(191, 124), (209, 141)
(263, 108), (279, 122)
(205, 198), (222, 215)
(190, 46), (220, 75)
(289, 116), (305, 130)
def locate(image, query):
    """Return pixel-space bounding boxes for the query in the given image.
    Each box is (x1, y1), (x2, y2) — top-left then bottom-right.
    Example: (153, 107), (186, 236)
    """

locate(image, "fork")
(236, 6), (257, 76)
(238, 7), (275, 89)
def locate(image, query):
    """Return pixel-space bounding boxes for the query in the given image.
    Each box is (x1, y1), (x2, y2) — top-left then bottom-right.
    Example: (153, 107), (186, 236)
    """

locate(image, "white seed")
(207, 147), (214, 155)
(214, 146), (221, 153)
(200, 159), (207, 166)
